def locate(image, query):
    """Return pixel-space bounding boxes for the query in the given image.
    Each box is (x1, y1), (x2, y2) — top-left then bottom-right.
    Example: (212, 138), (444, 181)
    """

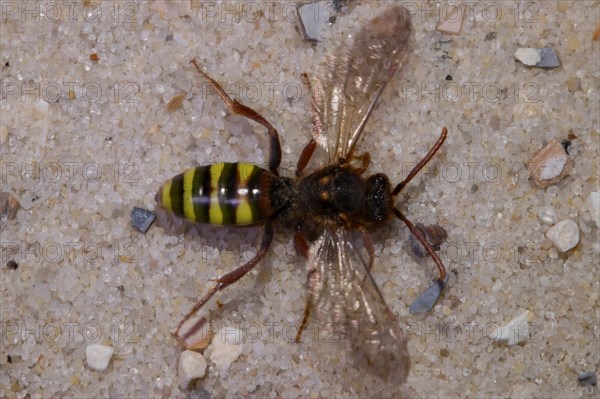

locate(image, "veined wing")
(306, 227), (409, 383)
(311, 6), (411, 162)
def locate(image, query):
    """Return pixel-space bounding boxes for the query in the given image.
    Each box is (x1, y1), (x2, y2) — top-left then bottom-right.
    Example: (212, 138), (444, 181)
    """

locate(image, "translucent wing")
(306, 227), (409, 383)
(310, 6), (411, 162)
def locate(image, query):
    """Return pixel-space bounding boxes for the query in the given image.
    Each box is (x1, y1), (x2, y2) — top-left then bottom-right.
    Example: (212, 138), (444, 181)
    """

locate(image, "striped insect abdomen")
(158, 162), (284, 226)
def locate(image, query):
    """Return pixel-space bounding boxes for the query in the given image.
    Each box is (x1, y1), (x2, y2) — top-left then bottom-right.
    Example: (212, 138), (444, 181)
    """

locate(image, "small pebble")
(538, 206), (558, 225)
(490, 310), (531, 346)
(484, 32), (497, 41)
(409, 276), (448, 314)
(173, 316), (213, 350)
(131, 207), (156, 233)
(436, 5), (465, 35)
(546, 220), (580, 253)
(578, 371), (597, 386)
(178, 350), (207, 385)
(166, 92), (186, 113)
(515, 48), (560, 68)
(586, 191), (599, 228)
(409, 223), (448, 258)
(209, 327), (243, 371)
(527, 140), (570, 188)
(0, 191), (20, 220)
(85, 344), (114, 371)
(296, 1), (334, 42)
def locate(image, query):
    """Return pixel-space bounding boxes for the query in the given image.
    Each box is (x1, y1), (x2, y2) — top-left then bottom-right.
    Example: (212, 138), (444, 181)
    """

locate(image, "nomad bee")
(159, 6), (448, 383)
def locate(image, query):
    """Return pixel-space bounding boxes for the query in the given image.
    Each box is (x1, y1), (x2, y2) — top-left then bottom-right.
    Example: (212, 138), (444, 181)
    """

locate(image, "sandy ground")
(1, 1), (599, 398)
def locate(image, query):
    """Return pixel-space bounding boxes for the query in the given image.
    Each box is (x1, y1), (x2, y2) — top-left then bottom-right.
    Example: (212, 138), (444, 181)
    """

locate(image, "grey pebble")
(131, 207), (156, 234)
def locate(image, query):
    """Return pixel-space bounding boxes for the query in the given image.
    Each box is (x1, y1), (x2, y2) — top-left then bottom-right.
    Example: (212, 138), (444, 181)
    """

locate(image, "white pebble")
(436, 5), (466, 35)
(586, 191), (599, 228)
(85, 344), (114, 371)
(528, 140), (569, 188)
(515, 48), (541, 66)
(537, 206), (558, 224)
(209, 327), (243, 371)
(490, 310), (531, 346)
(178, 350), (207, 385)
(546, 219), (580, 252)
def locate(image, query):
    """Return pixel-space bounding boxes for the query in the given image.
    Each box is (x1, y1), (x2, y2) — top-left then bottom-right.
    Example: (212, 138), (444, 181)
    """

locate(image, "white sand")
(1, 1), (598, 397)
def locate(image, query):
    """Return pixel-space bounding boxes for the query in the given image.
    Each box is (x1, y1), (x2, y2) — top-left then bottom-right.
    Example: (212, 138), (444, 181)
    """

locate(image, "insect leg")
(296, 73), (322, 176)
(394, 208), (446, 281)
(392, 127), (447, 195)
(350, 152), (371, 175)
(358, 226), (375, 273)
(296, 139), (317, 176)
(190, 59), (282, 174)
(172, 224), (275, 338)
(293, 233), (311, 342)
(295, 269), (317, 344)
(294, 232), (310, 259)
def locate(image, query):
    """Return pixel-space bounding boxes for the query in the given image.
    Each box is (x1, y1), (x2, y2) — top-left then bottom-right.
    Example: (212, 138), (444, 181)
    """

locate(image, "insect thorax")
(296, 166), (393, 226)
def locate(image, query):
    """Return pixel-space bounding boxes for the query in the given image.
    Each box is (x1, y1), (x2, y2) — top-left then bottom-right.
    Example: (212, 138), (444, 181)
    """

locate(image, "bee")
(158, 6), (448, 383)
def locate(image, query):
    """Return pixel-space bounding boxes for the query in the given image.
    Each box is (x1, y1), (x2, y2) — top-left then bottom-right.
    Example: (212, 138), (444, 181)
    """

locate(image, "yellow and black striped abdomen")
(158, 162), (282, 226)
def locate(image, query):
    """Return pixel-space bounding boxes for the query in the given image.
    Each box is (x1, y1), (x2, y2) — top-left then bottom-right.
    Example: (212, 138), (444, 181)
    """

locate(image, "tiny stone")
(586, 191), (599, 228)
(166, 92), (187, 113)
(537, 206), (558, 225)
(546, 220), (579, 253)
(409, 223), (448, 258)
(436, 5), (465, 35)
(538, 48), (561, 68)
(409, 276), (448, 314)
(490, 310), (531, 346)
(296, 1), (335, 42)
(6, 260), (18, 270)
(85, 344), (114, 371)
(515, 48), (541, 66)
(131, 207), (156, 233)
(527, 140), (570, 188)
(515, 48), (560, 68)
(560, 139), (572, 154)
(174, 316), (213, 350)
(0, 191), (21, 220)
(578, 371), (597, 386)
(178, 350), (207, 385)
(209, 327), (243, 371)
(484, 32), (497, 41)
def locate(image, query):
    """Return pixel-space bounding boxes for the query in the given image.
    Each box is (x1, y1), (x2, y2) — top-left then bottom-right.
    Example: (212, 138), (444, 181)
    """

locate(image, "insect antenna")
(391, 127), (448, 313)
(392, 127), (448, 195)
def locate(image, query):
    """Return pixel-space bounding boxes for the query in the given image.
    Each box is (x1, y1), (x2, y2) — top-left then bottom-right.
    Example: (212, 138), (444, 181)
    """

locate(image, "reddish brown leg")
(294, 232), (310, 259)
(358, 226), (376, 273)
(392, 127), (447, 195)
(190, 59), (282, 174)
(172, 224), (275, 338)
(295, 72), (327, 176)
(393, 208), (446, 281)
(296, 268), (317, 343)
(296, 139), (317, 176)
(294, 233), (311, 342)
(351, 152), (371, 175)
